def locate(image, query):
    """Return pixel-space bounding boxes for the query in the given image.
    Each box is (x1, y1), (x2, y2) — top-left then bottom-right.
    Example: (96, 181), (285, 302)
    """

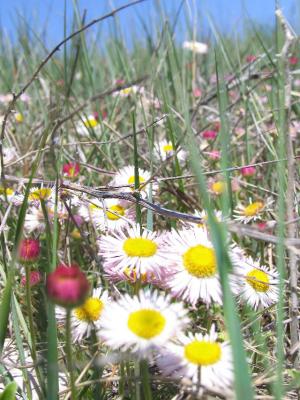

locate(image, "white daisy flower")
(154, 139), (186, 162)
(56, 288), (109, 342)
(161, 227), (236, 306)
(112, 85), (144, 98)
(157, 325), (233, 395)
(76, 114), (100, 136)
(183, 41), (209, 54)
(79, 198), (135, 231)
(234, 257), (279, 309)
(110, 165), (157, 195)
(24, 206), (45, 233)
(99, 289), (189, 356)
(0, 186), (16, 202)
(234, 199), (272, 224)
(98, 224), (169, 281)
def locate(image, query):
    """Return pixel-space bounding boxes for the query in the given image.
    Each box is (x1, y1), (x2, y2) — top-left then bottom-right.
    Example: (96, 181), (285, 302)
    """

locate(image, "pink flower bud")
(193, 88), (202, 98)
(289, 56), (298, 65)
(240, 166), (256, 177)
(21, 271), (42, 287)
(246, 55), (256, 63)
(62, 162), (80, 179)
(202, 130), (217, 140)
(19, 238), (40, 264)
(46, 264), (89, 307)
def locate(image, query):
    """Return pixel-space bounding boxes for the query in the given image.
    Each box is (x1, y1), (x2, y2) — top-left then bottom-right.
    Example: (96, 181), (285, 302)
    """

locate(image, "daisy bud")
(46, 264), (90, 308)
(240, 166), (256, 177)
(202, 130), (218, 140)
(21, 271), (42, 287)
(19, 238), (40, 264)
(62, 162), (80, 179)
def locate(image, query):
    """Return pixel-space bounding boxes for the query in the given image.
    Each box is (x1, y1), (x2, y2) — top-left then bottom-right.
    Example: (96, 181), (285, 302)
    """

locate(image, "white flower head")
(234, 199), (273, 224)
(234, 256), (279, 309)
(183, 41), (209, 54)
(98, 224), (170, 281)
(154, 139), (186, 162)
(157, 325), (233, 395)
(110, 165), (157, 196)
(79, 198), (135, 232)
(76, 114), (100, 136)
(160, 227), (236, 306)
(56, 288), (109, 342)
(99, 290), (189, 356)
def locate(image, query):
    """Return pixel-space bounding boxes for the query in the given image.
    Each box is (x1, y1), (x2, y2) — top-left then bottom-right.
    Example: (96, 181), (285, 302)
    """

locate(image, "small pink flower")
(246, 54), (256, 63)
(193, 88), (202, 98)
(240, 166), (256, 177)
(115, 79), (125, 85)
(21, 271), (42, 287)
(62, 162), (80, 179)
(205, 150), (221, 160)
(256, 222), (267, 231)
(202, 130), (217, 140)
(19, 238), (40, 264)
(289, 56), (298, 65)
(46, 264), (90, 308)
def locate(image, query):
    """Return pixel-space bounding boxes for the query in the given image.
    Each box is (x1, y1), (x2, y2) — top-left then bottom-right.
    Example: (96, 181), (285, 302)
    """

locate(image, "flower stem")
(66, 309), (77, 399)
(140, 359), (152, 400)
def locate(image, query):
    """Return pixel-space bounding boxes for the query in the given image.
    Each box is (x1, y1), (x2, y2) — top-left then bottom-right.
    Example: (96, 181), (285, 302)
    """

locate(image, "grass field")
(0, 1), (300, 399)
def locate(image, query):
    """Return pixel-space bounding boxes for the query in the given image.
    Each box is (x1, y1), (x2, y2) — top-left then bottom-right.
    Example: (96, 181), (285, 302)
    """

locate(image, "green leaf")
(0, 381), (18, 400)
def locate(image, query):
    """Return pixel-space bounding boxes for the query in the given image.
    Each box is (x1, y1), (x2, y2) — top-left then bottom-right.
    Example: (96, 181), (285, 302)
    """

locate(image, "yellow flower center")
(127, 309), (166, 339)
(29, 188), (52, 201)
(123, 238), (157, 257)
(15, 112), (24, 123)
(243, 202), (264, 217)
(74, 297), (104, 322)
(120, 87), (133, 95)
(83, 117), (98, 128)
(211, 181), (225, 194)
(184, 340), (222, 366)
(162, 144), (173, 152)
(246, 269), (270, 292)
(183, 245), (216, 278)
(123, 267), (150, 283)
(0, 187), (14, 196)
(106, 205), (125, 221)
(127, 175), (146, 190)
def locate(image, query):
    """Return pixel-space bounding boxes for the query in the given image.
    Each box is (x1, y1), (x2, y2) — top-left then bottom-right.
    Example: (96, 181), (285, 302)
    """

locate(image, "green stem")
(25, 265), (45, 395)
(140, 359), (152, 400)
(66, 309), (77, 399)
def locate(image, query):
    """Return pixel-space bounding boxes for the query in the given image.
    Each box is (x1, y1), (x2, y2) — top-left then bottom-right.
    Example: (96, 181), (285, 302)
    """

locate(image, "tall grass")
(0, 1), (299, 399)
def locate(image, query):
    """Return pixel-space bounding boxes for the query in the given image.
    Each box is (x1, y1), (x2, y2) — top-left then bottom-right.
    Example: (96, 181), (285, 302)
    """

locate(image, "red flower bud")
(21, 271), (42, 287)
(46, 264), (89, 307)
(240, 166), (256, 177)
(202, 130), (218, 140)
(289, 56), (298, 65)
(19, 238), (40, 264)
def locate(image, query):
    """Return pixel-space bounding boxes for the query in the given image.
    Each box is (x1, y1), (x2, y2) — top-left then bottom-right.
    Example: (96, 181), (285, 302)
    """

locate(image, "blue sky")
(0, 0), (298, 46)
